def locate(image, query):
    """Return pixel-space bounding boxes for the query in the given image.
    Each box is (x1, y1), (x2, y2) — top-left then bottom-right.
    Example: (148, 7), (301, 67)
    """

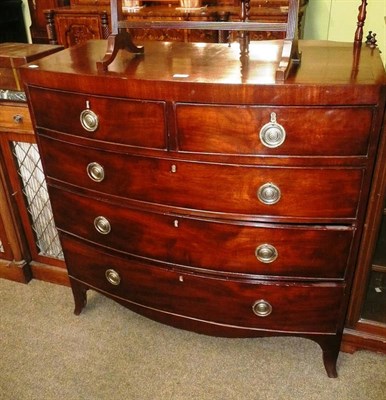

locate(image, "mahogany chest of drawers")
(20, 39), (386, 377)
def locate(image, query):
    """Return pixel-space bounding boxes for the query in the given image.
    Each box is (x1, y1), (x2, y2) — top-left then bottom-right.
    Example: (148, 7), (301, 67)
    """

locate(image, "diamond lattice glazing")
(12, 142), (63, 259)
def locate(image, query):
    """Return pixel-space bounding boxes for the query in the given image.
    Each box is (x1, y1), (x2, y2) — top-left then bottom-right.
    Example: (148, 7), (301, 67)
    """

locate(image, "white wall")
(304, 0), (386, 66)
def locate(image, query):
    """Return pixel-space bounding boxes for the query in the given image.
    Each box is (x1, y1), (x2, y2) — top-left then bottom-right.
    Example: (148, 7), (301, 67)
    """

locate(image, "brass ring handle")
(94, 216), (111, 235)
(252, 300), (272, 317)
(259, 112), (286, 148)
(105, 269), (121, 285)
(257, 182), (281, 205)
(87, 162), (105, 182)
(80, 109), (99, 132)
(255, 244), (278, 263)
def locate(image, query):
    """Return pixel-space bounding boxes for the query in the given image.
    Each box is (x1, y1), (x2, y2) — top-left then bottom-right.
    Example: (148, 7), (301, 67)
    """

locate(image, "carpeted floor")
(1, 278), (385, 400)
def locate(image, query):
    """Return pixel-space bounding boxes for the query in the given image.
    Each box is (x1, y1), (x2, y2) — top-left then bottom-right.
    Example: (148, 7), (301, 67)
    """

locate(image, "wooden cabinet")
(0, 99), (31, 282)
(342, 110), (386, 354)
(45, 0), (112, 47)
(21, 38), (385, 377)
(45, 3), (111, 47)
(0, 43), (66, 284)
(45, 0), (308, 47)
(28, 0), (70, 43)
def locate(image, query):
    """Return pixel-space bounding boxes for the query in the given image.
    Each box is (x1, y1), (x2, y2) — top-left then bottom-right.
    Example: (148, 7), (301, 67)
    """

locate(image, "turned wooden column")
(45, 9), (59, 45)
(354, 0), (368, 44)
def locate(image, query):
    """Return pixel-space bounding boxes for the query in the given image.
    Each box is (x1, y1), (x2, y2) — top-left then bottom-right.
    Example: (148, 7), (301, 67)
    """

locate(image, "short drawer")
(62, 235), (345, 334)
(50, 186), (354, 278)
(175, 104), (373, 156)
(39, 135), (363, 220)
(28, 86), (167, 149)
(0, 102), (33, 133)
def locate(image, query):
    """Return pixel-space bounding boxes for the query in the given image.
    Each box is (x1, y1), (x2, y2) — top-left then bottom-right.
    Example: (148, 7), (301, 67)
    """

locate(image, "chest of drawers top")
(20, 40), (385, 105)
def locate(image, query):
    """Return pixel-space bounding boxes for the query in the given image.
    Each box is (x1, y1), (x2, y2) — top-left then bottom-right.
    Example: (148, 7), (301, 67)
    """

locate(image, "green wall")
(304, 0), (386, 66)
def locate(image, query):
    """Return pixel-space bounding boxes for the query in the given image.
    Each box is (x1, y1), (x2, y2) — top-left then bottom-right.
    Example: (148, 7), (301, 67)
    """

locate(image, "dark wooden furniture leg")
(96, 30), (144, 72)
(70, 278), (88, 315)
(96, 0), (144, 72)
(311, 335), (341, 378)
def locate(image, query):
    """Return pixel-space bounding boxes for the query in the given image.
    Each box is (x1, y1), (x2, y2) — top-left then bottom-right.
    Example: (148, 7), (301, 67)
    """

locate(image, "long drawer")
(62, 235), (345, 334)
(50, 186), (354, 278)
(175, 104), (373, 156)
(28, 86), (167, 149)
(39, 135), (363, 220)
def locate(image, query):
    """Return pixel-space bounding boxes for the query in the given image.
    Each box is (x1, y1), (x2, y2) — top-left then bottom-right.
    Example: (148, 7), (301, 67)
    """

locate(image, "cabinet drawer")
(28, 87), (167, 149)
(0, 103), (32, 133)
(50, 186), (354, 278)
(176, 104), (373, 156)
(62, 235), (344, 334)
(40, 136), (363, 220)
